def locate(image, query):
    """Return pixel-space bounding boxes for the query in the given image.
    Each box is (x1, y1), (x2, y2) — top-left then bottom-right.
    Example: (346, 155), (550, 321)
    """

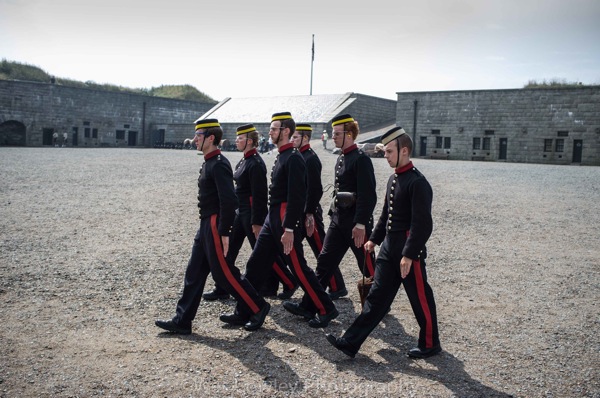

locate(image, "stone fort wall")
(395, 87), (600, 165)
(0, 80), (214, 147)
(3, 80), (598, 165)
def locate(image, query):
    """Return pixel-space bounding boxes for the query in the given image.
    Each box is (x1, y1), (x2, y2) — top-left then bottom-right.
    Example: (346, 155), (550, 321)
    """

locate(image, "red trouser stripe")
(413, 258), (433, 347)
(407, 231), (433, 347)
(280, 204), (326, 315)
(273, 262), (295, 289)
(250, 195), (294, 288)
(210, 215), (259, 313)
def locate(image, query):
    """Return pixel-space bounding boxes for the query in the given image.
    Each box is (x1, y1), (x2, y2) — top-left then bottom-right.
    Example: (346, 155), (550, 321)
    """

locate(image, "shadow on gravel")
(380, 349), (514, 397)
(326, 315), (514, 397)
(157, 329), (306, 393)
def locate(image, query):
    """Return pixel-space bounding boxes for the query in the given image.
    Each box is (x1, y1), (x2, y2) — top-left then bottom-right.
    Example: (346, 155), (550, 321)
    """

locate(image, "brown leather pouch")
(357, 276), (374, 309)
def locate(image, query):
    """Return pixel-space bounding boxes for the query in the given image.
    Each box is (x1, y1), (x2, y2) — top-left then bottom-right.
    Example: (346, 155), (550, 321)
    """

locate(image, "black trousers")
(342, 232), (440, 351)
(301, 207), (346, 292)
(173, 214), (267, 325)
(211, 210), (296, 295)
(241, 203), (335, 316)
(300, 211), (375, 311)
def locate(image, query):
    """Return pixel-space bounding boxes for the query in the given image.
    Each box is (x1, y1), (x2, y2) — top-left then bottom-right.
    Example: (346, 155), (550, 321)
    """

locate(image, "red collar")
(204, 149), (221, 160)
(244, 148), (257, 158)
(278, 143), (294, 153)
(343, 144), (358, 155)
(300, 144), (311, 153)
(395, 161), (414, 174)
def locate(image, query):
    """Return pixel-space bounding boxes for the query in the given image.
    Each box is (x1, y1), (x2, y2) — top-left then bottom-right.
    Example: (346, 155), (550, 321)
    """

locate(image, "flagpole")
(310, 34), (314, 95)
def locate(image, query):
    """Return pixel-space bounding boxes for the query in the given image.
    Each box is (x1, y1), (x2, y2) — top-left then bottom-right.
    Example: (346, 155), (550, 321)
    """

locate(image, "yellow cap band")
(332, 117), (354, 126)
(296, 126), (312, 132)
(195, 121), (220, 130)
(236, 126), (256, 135)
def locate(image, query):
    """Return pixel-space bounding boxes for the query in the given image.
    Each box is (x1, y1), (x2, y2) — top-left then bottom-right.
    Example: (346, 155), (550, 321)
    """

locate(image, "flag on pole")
(312, 34), (315, 61)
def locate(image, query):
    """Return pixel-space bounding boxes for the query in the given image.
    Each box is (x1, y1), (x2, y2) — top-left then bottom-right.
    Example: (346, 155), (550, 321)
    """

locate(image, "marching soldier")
(242, 112), (338, 328)
(326, 126), (441, 358)
(155, 118), (270, 334)
(203, 124), (297, 302)
(290, 123), (346, 299)
(292, 114), (377, 317)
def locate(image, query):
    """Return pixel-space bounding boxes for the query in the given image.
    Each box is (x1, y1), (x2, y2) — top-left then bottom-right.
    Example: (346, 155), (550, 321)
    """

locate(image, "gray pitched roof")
(200, 93), (355, 123)
(356, 122), (398, 143)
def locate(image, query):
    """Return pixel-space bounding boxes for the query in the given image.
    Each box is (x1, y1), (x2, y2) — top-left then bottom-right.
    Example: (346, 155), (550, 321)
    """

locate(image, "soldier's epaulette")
(411, 167), (424, 178)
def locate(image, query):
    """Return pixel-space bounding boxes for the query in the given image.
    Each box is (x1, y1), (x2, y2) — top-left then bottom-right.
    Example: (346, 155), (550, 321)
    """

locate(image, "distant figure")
(322, 130), (328, 149)
(52, 131), (59, 147)
(62, 132), (68, 147)
(258, 136), (266, 153)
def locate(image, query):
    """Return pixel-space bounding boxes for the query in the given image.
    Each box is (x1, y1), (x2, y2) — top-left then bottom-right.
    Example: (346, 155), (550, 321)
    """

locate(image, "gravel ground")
(0, 144), (598, 398)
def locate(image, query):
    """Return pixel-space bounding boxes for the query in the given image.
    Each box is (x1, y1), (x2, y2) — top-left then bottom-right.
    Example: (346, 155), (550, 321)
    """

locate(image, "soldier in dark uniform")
(290, 124), (346, 299)
(155, 118), (270, 334)
(216, 124), (298, 326)
(289, 114), (376, 318)
(203, 124), (297, 302)
(241, 112), (338, 328)
(326, 127), (441, 358)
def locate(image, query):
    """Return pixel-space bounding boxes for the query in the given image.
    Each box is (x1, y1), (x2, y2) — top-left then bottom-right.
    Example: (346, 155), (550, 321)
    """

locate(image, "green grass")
(1, 58), (217, 103)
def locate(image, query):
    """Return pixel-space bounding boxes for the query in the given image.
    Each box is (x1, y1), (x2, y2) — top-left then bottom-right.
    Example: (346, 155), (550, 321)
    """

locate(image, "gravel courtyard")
(1, 144), (598, 397)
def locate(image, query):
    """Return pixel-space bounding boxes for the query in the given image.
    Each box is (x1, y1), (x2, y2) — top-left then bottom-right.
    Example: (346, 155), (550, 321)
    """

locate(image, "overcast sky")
(1, 0), (599, 101)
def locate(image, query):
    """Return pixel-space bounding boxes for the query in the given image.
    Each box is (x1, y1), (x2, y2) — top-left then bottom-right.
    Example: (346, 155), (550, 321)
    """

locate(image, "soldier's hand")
(281, 230), (294, 255)
(400, 256), (413, 278)
(364, 241), (376, 253)
(221, 236), (229, 258)
(352, 225), (365, 248)
(252, 224), (262, 239)
(305, 214), (315, 237)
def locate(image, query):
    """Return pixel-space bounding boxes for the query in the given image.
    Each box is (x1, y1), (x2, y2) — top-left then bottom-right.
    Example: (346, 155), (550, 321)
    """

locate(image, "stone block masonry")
(0, 80), (214, 147)
(395, 87), (600, 166)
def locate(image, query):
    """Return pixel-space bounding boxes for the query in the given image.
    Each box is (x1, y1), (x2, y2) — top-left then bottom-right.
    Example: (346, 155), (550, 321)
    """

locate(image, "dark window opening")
(544, 139), (553, 152)
(84, 128), (90, 138)
(116, 130), (125, 140)
(83, 121), (90, 126)
(557, 131), (569, 137)
(431, 129), (440, 135)
(555, 139), (564, 152)
(443, 137), (451, 149)
(483, 137), (491, 150)
(485, 130), (495, 135)
(473, 137), (481, 150)
(92, 128), (98, 139)
(435, 136), (443, 148)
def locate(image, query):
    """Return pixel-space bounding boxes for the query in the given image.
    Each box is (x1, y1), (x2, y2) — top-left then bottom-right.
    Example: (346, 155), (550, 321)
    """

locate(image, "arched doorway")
(0, 120), (26, 146)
